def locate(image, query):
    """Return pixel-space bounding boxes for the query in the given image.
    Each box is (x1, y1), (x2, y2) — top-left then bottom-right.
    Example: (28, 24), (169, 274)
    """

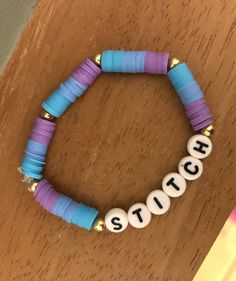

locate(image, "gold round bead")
(28, 180), (39, 193)
(168, 57), (181, 71)
(40, 110), (56, 122)
(201, 124), (214, 137)
(93, 218), (105, 232)
(93, 54), (101, 67)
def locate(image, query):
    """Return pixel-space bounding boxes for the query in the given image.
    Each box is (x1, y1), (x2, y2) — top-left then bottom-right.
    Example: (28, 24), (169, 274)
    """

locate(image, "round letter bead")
(128, 203), (151, 228)
(187, 134), (212, 159)
(178, 156), (203, 180)
(105, 208), (128, 233)
(146, 190), (171, 215)
(162, 173), (187, 197)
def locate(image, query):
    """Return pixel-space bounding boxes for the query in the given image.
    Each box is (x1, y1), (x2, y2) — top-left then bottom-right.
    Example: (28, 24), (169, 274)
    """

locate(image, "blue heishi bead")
(21, 170), (43, 180)
(25, 152), (45, 162)
(135, 51), (146, 72)
(22, 156), (44, 166)
(70, 77), (86, 90)
(42, 89), (71, 118)
(52, 195), (72, 217)
(123, 51), (131, 72)
(128, 52), (136, 73)
(26, 140), (47, 155)
(177, 81), (204, 105)
(63, 201), (78, 223)
(21, 160), (44, 173)
(167, 63), (204, 106)
(71, 202), (99, 230)
(102, 50), (147, 73)
(101, 50), (113, 72)
(113, 50), (124, 72)
(59, 84), (77, 102)
(64, 77), (86, 97)
(167, 63), (194, 91)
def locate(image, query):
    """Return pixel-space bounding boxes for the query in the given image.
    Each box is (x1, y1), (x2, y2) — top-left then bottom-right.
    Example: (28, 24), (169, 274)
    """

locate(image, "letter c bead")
(128, 203), (151, 228)
(146, 190), (171, 215)
(178, 155), (203, 180)
(105, 208), (128, 233)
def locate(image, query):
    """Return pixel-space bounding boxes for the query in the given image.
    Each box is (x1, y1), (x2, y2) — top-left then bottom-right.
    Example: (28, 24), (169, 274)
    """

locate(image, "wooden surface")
(0, 0), (235, 280)
(0, 0), (38, 71)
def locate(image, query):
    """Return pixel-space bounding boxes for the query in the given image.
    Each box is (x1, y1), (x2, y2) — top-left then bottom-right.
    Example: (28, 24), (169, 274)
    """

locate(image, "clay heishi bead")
(128, 203), (151, 228)
(105, 208), (128, 233)
(146, 190), (171, 215)
(178, 156), (203, 180)
(187, 134), (212, 159)
(162, 172), (187, 198)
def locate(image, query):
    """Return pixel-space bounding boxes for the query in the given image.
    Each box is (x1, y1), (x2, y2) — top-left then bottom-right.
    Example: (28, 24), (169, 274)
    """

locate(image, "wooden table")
(0, 1), (235, 280)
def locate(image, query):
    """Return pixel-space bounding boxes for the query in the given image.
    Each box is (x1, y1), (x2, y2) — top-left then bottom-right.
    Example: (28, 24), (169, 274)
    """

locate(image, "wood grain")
(0, 0), (235, 280)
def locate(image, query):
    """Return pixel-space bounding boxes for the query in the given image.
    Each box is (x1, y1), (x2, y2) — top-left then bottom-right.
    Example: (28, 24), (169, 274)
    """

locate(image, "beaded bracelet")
(20, 50), (214, 233)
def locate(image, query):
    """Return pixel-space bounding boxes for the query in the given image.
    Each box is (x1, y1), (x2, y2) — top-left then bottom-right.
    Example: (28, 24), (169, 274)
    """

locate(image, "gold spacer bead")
(93, 54), (101, 67)
(28, 180), (39, 193)
(168, 57), (181, 71)
(93, 218), (105, 232)
(201, 124), (214, 137)
(40, 110), (56, 122)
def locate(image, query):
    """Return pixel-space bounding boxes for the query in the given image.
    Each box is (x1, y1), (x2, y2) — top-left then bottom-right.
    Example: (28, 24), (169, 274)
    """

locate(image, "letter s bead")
(105, 208), (128, 233)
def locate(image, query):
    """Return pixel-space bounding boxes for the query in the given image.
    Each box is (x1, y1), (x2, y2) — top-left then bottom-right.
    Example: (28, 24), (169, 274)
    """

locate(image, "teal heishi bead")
(101, 50), (147, 73)
(167, 63), (205, 105)
(42, 89), (71, 118)
(71, 203), (99, 230)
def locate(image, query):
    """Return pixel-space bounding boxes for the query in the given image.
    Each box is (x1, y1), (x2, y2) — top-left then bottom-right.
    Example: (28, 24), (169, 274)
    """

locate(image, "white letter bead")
(162, 172), (186, 197)
(105, 208), (128, 233)
(187, 134), (212, 159)
(146, 190), (171, 215)
(178, 156), (203, 180)
(128, 203), (151, 228)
